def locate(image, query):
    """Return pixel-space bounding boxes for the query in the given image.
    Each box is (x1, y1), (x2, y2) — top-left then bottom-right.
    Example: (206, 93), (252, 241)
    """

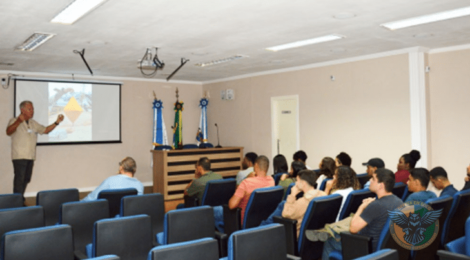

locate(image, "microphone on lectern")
(215, 123), (222, 148)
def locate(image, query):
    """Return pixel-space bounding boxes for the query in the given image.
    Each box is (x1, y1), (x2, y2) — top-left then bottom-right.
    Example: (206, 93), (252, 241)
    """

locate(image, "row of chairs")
(441, 216), (470, 259)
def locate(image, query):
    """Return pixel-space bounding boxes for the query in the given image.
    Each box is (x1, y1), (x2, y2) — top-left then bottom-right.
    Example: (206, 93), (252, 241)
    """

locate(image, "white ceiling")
(1, 0), (470, 82)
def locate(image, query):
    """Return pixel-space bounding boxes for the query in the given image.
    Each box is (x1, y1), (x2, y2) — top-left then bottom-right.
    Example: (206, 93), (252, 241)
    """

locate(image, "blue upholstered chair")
(442, 190), (470, 246)
(273, 172), (287, 185)
(412, 195), (453, 260)
(392, 182), (407, 200)
(156, 206), (227, 257)
(87, 215), (153, 260)
(223, 224), (300, 260)
(36, 188), (79, 226)
(338, 189), (375, 221)
(120, 193), (165, 245)
(437, 250), (470, 260)
(0, 206), (44, 239)
(319, 178), (332, 191)
(97, 188), (137, 217)
(284, 182), (296, 200)
(147, 238), (219, 260)
(356, 173), (370, 189)
(0, 225), (74, 260)
(274, 193), (343, 259)
(444, 216), (470, 256)
(201, 179), (237, 207)
(59, 199), (110, 259)
(353, 249), (399, 260)
(0, 193), (23, 209)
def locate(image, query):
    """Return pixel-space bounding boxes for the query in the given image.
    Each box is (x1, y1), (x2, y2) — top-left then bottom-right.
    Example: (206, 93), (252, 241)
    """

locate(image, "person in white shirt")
(235, 152), (257, 184)
(330, 166), (361, 221)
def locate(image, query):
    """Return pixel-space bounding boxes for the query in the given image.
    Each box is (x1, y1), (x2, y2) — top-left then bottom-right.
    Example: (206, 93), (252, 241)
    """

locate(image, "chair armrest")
(437, 250), (470, 260)
(184, 195), (198, 208)
(215, 231), (228, 258)
(286, 254), (301, 260)
(273, 216), (298, 256)
(445, 237), (467, 254)
(340, 232), (372, 259)
(73, 250), (88, 260)
(223, 204), (241, 237)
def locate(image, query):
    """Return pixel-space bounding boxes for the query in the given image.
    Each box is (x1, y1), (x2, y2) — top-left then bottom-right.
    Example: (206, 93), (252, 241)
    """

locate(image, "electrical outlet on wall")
(226, 89), (234, 100)
(220, 90), (226, 100)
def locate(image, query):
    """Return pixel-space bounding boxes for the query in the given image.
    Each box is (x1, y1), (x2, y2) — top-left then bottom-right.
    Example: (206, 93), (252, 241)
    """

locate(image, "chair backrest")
(121, 194), (165, 243)
(392, 182), (407, 199)
(401, 185), (411, 201)
(437, 250), (470, 260)
(298, 194), (343, 260)
(163, 206), (215, 244)
(413, 196), (453, 259)
(0, 206), (44, 239)
(442, 190), (470, 245)
(147, 238), (219, 260)
(59, 199), (109, 254)
(354, 249), (399, 260)
(92, 215), (153, 260)
(182, 144), (199, 149)
(357, 173), (370, 189)
(36, 188), (79, 226)
(376, 218), (412, 260)
(319, 178), (332, 191)
(87, 255), (120, 260)
(284, 182), (295, 200)
(97, 188), (137, 217)
(0, 194), (23, 210)
(243, 186), (284, 229)
(201, 179), (237, 207)
(338, 189), (375, 220)
(228, 224), (287, 260)
(1, 225), (74, 260)
(273, 173), (286, 186)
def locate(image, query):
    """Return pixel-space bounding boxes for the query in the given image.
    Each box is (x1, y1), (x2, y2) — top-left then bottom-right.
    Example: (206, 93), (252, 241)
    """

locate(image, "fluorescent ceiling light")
(381, 6), (470, 30)
(15, 33), (55, 51)
(266, 35), (345, 52)
(51, 0), (107, 25)
(195, 55), (247, 67)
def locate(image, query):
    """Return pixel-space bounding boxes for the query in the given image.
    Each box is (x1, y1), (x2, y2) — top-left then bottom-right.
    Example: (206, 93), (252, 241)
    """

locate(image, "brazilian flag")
(173, 101), (184, 149)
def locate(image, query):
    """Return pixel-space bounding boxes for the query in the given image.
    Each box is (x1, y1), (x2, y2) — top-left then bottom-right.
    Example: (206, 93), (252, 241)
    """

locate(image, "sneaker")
(305, 228), (330, 242)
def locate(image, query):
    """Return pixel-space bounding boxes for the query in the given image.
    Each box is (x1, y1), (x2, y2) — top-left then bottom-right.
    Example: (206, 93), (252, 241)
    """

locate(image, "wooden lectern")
(151, 147), (244, 200)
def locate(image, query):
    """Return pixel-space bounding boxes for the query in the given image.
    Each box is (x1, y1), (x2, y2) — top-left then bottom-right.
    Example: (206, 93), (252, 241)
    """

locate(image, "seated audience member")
(184, 157), (222, 203)
(282, 170), (327, 237)
(279, 161), (306, 197)
(395, 150), (421, 184)
(213, 155), (275, 229)
(362, 158), (385, 189)
(293, 150), (312, 169)
(330, 166), (361, 221)
(429, 166), (458, 197)
(335, 152), (352, 167)
(463, 165), (470, 191)
(405, 168), (437, 203)
(316, 157), (336, 188)
(319, 168), (403, 260)
(271, 154), (288, 184)
(82, 157), (143, 201)
(236, 152), (258, 184)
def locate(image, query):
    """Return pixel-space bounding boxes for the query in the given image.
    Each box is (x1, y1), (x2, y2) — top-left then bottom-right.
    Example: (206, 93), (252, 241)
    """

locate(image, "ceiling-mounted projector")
(138, 47), (165, 77)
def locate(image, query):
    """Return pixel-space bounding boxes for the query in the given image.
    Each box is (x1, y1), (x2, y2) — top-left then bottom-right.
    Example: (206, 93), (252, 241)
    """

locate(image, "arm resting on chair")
(273, 216), (298, 256)
(340, 232), (372, 259)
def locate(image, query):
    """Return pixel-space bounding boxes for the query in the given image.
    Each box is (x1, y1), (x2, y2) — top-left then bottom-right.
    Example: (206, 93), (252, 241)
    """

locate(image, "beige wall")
(0, 74), (202, 195)
(429, 48), (470, 189)
(204, 54), (412, 174)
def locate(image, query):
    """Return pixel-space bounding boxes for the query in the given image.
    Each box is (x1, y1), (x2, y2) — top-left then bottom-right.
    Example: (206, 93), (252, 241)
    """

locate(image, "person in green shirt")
(184, 157), (223, 204)
(279, 161), (306, 197)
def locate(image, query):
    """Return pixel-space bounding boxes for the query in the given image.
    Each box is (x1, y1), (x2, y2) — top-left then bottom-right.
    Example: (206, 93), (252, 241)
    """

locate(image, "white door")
(271, 95), (299, 170)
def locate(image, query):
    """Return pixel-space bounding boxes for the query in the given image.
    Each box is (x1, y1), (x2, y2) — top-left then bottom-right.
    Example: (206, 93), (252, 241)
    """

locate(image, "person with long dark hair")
(317, 157), (336, 187)
(279, 161), (306, 196)
(395, 150), (421, 183)
(272, 154), (288, 185)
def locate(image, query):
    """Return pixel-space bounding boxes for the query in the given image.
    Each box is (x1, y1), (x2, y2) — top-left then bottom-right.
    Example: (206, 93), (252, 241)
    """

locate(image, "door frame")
(270, 95), (300, 164)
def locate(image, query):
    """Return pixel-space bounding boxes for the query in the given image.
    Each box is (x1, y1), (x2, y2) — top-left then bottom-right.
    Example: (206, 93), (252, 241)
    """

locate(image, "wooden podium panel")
(151, 147), (244, 200)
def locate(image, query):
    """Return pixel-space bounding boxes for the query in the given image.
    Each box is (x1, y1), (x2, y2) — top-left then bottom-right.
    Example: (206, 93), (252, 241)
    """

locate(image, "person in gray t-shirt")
(321, 168), (403, 260)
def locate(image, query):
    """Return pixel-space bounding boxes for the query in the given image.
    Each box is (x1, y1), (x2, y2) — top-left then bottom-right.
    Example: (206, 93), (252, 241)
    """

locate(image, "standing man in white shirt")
(6, 100), (64, 200)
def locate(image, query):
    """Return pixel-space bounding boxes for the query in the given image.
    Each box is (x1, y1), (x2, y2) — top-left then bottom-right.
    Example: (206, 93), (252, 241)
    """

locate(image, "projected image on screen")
(15, 79), (121, 145)
(48, 83), (92, 142)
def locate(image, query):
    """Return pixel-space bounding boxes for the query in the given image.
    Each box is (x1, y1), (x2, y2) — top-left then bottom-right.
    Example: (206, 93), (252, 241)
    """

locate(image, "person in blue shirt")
(429, 166), (458, 197)
(405, 168), (436, 203)
(82, 157), (144, 201)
